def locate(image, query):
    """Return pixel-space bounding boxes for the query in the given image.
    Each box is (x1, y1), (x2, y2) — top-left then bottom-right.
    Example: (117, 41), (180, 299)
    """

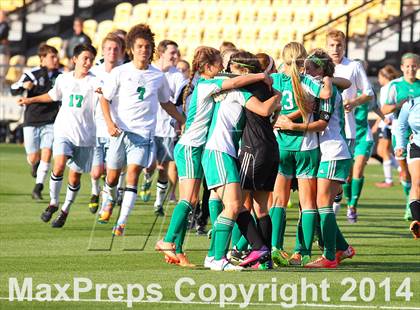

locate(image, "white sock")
(117, 172), (125, 191)
(49, 173), (63, 206)
(35, 161), (50, 185)
(155, 180), (168, 206)
(91, 177), (100, 196)
(383, 160), (393, 183)
(117, 185), (137, 225)
(61, 183), (81, 213)
(104, 181), (117, 201)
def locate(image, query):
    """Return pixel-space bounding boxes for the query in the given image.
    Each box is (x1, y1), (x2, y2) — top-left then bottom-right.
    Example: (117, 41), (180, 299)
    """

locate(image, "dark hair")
(306, 48), (335, 77)
(182, 46), (221, 108)
(229, 50), (262, 74)
(126, 23), (155, 61)
(157, 39), (178, 55)
(73, 43), (97, 58)
(219, 41), (236, 53)
(38, 43), (58, 58)
(379, 64), (400, 81)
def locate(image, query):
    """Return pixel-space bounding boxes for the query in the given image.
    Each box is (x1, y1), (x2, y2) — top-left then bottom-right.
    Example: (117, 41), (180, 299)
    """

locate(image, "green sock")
(235, 235), (249, 251)
(231, 224), (242, 248)
(163, 200), (192, 243)
(349, 177), (364, 208)
(318, 207), (337, 261)
(343, 182), (352, 203)
(401, 180), (412, 201)
(214, 216), (235, 260)
(294, 213), (303, 253)
(270, 206), (286, 250)
(315, 212), (323, 248)
(175, 220), (188, 254)
(336, 226), (349, 251)
(207, 199), (223, 258)
(301, 210), (317, 256)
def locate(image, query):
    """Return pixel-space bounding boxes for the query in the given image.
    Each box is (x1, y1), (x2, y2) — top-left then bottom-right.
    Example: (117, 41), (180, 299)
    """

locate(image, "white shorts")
(53, 137), (94, 173)
(154, 136), (175, 162)
(92, 137), (110, 167)
(23, 124), (54, 154)
(107, 131), (154, 170)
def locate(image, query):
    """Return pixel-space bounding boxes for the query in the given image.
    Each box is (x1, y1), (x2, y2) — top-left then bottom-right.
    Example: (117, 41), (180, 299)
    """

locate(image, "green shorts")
(278, 148), (320, 179)
(317, 159), (352, 183)
(202, 149), (240, 189)
(354, 140), (374, 158)
(174, 143), (204, 180)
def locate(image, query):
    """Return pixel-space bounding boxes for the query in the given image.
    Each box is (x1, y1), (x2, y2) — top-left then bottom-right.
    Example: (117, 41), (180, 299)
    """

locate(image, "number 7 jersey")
(48, 71), (100, 147)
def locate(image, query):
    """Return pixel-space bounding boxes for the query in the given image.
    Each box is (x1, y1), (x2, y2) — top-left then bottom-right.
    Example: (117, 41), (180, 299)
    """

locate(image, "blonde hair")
(282, 42), (310, 121)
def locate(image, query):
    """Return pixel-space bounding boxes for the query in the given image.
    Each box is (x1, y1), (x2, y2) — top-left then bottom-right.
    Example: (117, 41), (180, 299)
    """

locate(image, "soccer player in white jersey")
(98, 24), (185, 236)
(326, 29), (374, 221)
(139, 40), (187, 216)
(18, 44), (100, 228)
(88, 33), (125, 214)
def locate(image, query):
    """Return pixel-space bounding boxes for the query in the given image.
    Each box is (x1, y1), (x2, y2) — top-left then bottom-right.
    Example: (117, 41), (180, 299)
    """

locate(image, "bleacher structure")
(2, 0), (418, 82)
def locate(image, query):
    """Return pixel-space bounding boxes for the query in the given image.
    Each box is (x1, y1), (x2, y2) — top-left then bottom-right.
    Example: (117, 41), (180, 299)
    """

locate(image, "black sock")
(410, 200), (420, 221)
(257, 215), (272, 248)
(236, 211), (265, 250)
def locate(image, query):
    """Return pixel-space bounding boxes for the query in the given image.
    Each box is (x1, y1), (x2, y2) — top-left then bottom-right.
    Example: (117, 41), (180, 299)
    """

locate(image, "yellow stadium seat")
(152, 24), (169, 42)
(46, 36), (63, 52)
(184, 5), (203, 24)
(235, 0), (255, 5)
(349, 12), (368, 36)
(275, 7), (294, 24)
(186, 25), (204, 44)
(221, 25), (241, 43)
(203, 24), (223, 43)
(312, 9), (330, 26)
(259, 26), (278, 42)
(94, 20), (115, 48)
(167, 24), (187, 42)
(202, 6), (221, 23)
(293, 9), (312, 26)
(83, 19), (98, 41)
(220, 6), (238, 24)
(383, 0), (400, 17)
(272, 0), (290, 7)
(131, 3), (150, 22)
(218, 0), (236, 5)
(257, 7), (276, 25)
(148, 6), (168, 23)
(6, 55), (26, 83)
(114, 2), (133, 22)
(167, 7), (185, 21)
(238, 7), (257, 24)
(239, 25), (259, 42)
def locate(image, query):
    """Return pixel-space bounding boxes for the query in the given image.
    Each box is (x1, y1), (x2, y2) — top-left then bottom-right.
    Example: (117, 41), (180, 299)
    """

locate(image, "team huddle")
(13, 22), (420, 271)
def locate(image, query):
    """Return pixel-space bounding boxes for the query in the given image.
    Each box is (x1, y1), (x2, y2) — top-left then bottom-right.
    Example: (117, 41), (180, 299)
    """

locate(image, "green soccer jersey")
(385, 77), (420, 119)
(354, 90), (372, 142)
(271, 72), (322, 151)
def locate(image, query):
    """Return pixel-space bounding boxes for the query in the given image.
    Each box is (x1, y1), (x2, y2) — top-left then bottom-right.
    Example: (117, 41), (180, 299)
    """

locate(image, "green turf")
(0, 144), (419, 309)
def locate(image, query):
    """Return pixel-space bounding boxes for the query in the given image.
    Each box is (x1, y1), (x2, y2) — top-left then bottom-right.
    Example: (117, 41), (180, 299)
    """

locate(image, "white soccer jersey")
(152, 65), (187, 138)
(90, 63), (111, 138)
(318, 87), (351, 161)
(333, 57), (374, 139)
(178, 77), (224, 147)
(205, 89), (252, 158)
(48, 71), (99, 147)
(378, 83), (394, 130)
(102, 62), (171, 138)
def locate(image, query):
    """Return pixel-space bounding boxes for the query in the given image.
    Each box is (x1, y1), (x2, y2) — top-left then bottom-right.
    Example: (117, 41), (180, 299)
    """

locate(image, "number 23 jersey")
(48, 71), (100, 147)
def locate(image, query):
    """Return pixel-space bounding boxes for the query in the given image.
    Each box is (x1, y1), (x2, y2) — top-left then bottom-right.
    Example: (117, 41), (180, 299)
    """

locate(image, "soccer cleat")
(336, 245), (356, 263)
(175, 253), (196, 267)
(210, 258), (244, 271)
(271, 248), (289, 267)
(88, 194), (99, 214)
(289, 253), (311, 266)
(98, 199), (115, 224)
(227, 248), (251, 265)
(31, 161), (39, 178)
(112, 223), (126, 236)
(196, 225), (207, 236)
(32, 183), (43, 200)
(305, 256), (338, 268)
(239, 246), (270, 267)
(375, 181), (394, 188)
(204, 256), (214, 269)
(409, 221), (420, 239)
(347, 206), (358, 223)
(155, 239), (179, 264)
(154, 204), (164, 217)
(404, 206), (413, 221)
(333, 202), (341, 215)
(251, 259), (273, 270)
(139, 176), (153, 202)
(51, 211), (68, 228)
(41, 204), (58, 222)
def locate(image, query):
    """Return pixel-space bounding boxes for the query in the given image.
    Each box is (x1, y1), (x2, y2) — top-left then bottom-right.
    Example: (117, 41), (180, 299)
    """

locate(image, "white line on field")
(0, 297), (419, 309)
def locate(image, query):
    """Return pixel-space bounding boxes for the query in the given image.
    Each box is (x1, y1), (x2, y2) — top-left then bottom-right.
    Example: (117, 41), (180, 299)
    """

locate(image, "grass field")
(0, 143), (419, 310)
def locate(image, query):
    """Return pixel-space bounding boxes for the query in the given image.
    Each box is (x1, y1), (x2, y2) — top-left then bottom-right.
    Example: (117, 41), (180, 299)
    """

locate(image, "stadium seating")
(5, 55), (25, 84)
(19, 0), (415, 67)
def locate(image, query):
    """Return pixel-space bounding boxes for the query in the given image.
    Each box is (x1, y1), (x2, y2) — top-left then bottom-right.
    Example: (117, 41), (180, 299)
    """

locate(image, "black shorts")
(408, 142), (420, 163)
(239, 146), (279, 192)
(378, 127), (392, 140)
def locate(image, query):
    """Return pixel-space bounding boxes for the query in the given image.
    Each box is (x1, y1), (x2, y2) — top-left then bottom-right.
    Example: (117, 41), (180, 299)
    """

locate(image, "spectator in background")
(64, 17), (92, 60)
(0, 10), (10, 92)
(219, 41), (236, 54)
